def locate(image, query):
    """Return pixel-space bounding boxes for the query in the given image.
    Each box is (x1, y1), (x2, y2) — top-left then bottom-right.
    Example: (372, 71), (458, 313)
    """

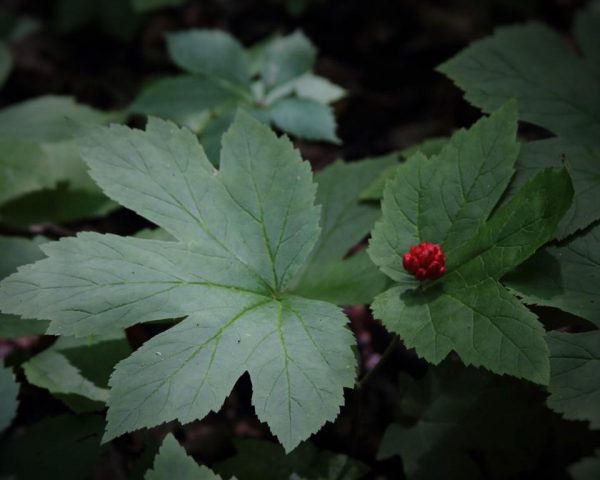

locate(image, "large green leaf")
(546, 331), (600, 429)
(0, 113), (356, 452)
(369, 103), (573, 384)
(438, 22), (600, 146)
(505, 139), (600, 238)
(145, 434), (222, 480)
(0, 362), (19, 432)
(505, 223), (600, 327)
(0, 414), (104, 480)
(166, 30), (251, 88)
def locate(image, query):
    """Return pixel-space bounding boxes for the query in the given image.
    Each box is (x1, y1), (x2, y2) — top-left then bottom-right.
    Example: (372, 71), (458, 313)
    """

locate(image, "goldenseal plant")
(0, 113), (356, 452)
(368, 101), (574, 385)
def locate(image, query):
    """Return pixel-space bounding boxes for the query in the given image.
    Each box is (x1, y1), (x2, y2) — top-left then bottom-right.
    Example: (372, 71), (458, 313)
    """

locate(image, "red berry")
(402, 241), (446, 281)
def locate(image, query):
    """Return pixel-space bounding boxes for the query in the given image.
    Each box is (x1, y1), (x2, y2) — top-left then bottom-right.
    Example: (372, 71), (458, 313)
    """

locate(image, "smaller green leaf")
(269, 97), (339, 143)
(23, 350), (109, 404)
(167, 30), (251, 88)
(504, 223), (600, 327)
(293, 73), (346, 104)
(145, 434), (223, 480)
(546, 331), (600, 429)
(0, 362), (19, 433)
(130, 75), (243, 123)
(260, 31), (316, 89)
(0, 414), (104, 480)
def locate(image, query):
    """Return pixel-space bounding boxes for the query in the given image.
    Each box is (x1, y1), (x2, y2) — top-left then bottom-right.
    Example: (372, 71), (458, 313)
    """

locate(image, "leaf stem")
(356, 334), (399, 390)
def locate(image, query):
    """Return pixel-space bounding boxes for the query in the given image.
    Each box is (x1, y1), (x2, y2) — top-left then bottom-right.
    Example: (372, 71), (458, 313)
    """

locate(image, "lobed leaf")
(369, 102), (573, 384)
(438, 22), (600, 146)
(0, 113), (356, 452)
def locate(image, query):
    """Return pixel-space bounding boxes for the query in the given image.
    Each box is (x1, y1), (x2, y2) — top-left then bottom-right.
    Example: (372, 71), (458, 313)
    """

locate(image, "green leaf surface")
(269, 97), (339, 143)
(0, 96), (117, 221)
(359, 138), (447, 201)
(0, 113), (356, 452)
(167, 30), (251, 88)
(504, 223), (600, 327)
(260, 32), (316, 89)
(22, 331), (130, 412)
(0, 363), (19, 432)
(0, 414), (104, 480)
(293, 251), (387, 305)
(145, 434), (222, 480)
(23, 350), (109, 403)
(292, 156), (396, 304)
(0, 96), (113, 143)
(438, 22), (600, 146)
(369, 103), (573, 383)
(293, 73), (346, 104)
(546, 331), (600, 429)
(369, 102), (520, 283)
(505, 138), (600, 238)
(130, 75), (242, 123)
(0, 236), (49, 337)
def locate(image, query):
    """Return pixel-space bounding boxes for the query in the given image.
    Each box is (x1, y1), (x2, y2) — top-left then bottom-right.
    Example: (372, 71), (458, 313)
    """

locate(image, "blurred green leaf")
(0, 414), (104, 480)
(0, 362), (19, 433)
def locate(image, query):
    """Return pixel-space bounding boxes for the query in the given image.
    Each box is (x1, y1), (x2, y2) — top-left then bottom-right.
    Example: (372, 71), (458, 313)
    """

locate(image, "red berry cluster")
(402, 242), (446, 281)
